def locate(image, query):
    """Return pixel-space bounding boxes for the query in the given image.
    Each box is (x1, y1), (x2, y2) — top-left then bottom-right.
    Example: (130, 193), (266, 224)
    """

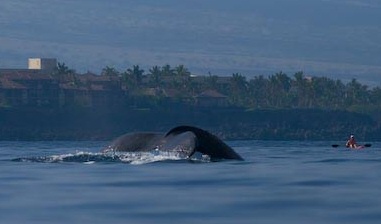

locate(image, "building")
(195, 90), (229, 107)
(28, 58), (57, 73)
(0, 58), (57, 75)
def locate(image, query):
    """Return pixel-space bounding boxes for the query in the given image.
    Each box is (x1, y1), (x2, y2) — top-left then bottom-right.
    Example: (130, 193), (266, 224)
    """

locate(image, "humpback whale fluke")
(103, 126), (243, 161)
(166, 126), (243, 160)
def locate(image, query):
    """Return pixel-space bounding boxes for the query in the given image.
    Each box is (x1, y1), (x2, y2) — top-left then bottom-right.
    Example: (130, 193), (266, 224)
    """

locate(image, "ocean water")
(1, 140), (381, 224)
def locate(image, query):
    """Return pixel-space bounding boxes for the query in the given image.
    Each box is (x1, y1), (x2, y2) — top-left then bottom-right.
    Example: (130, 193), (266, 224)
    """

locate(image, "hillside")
(1, 0), (381, 83)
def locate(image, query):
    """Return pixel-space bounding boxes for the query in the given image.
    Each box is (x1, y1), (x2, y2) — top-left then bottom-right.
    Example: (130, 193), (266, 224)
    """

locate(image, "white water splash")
(111, 150), (190, 165)
(13, 150), (210, 164)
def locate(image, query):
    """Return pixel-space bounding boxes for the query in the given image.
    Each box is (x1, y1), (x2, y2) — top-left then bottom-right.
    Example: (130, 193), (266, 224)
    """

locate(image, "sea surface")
(1, 140), (381, 224)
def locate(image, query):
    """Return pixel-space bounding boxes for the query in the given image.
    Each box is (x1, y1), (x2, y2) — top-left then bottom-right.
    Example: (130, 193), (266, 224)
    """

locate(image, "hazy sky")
(1, 0), (381, 83)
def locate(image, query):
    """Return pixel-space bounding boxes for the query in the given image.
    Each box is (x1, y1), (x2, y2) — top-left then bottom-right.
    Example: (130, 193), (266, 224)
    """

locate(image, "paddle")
(331, 144), (372, 148)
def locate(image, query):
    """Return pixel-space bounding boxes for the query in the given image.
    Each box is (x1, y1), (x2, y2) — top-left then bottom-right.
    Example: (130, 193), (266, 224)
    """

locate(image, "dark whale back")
(102, 131), (198, 157)
(102, 125), (243, 161)
(166, 126), (243, 161)
(103, 133), (163, 152)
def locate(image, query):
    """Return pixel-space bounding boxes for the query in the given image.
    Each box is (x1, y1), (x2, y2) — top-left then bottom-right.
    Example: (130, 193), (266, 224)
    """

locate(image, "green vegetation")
(1, 62), (381, 141)
(92, 64), (381, 116)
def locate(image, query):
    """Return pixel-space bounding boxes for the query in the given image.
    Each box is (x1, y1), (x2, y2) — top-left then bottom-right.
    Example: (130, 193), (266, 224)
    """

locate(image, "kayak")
(350, 145), (368, 150)
(331, 144), (371, 149)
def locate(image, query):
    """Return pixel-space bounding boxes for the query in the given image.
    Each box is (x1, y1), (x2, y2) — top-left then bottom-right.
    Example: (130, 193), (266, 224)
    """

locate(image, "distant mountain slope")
(1, 0), (381, 83)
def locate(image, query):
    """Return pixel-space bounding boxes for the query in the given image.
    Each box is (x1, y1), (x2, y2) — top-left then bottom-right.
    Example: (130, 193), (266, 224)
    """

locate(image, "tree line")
(2, 62), (381, 140)
(54, 62), (381, 116)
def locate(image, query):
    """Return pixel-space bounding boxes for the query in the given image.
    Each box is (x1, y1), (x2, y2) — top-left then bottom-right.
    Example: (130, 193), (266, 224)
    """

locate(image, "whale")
(102, 125), (244, 161)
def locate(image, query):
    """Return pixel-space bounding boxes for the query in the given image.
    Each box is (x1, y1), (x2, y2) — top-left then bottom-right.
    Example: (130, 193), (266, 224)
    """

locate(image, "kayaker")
(346, 135), (357, 148)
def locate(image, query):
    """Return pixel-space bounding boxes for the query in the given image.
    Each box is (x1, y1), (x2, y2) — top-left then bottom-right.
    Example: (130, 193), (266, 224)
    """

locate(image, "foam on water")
(11, 149), (211, 164)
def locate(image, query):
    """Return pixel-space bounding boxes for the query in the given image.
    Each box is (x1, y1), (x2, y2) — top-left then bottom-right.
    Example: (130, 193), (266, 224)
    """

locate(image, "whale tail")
(166, 126), (244, 161)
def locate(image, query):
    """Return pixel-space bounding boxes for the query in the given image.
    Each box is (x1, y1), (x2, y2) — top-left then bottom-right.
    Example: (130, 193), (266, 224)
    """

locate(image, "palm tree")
(53, 62), (77, 84)
(173, 65), (192, 91)
(293, 71), (313, 108)
(175, 65), (191, 77)
(125, 65), (144, 87)
(161, 64), (175, 76)
(248, 75), (269, 108)
(148, 65), (162, 87)
(229, 73), (248, 107)
(268, 72), (292, 108)
(308, 76), (344, 109)
(101, 66), (120, 77)
(203, 73), (219, 91)
(54, 62), (74, 76)
(345, 78), (369, 107)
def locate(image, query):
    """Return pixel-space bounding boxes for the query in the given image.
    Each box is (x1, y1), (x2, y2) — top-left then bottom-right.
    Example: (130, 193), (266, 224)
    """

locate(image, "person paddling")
(346, 135), (357, 148)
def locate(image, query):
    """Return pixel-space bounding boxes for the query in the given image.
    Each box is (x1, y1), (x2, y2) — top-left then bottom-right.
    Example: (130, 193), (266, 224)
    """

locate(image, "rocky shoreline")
(0, 107), (379, 141)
